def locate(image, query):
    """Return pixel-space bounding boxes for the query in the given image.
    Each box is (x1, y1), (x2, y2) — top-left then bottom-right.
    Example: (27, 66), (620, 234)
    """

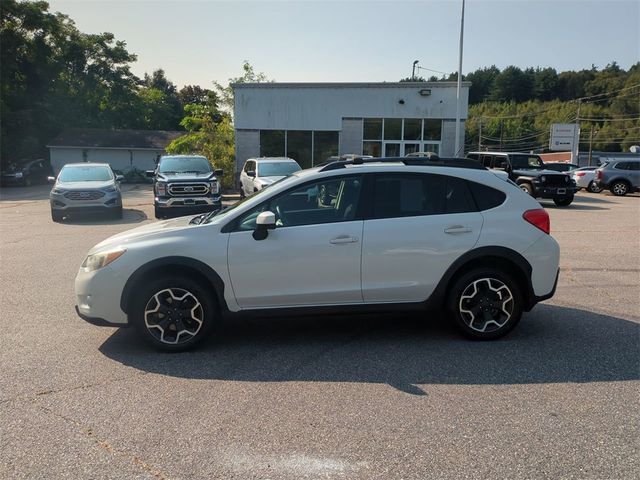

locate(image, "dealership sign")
(549, 123), (580, 152)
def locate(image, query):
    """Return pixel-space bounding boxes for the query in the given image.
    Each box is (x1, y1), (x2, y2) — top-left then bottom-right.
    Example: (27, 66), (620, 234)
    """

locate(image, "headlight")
(81, 248), (126, 272)
(52, 187), (66, 194)
(15, 172), (23, 178)
(156, 182), (167, 196)
(209, 181), (219, 194)
(102, 185), (117, 193)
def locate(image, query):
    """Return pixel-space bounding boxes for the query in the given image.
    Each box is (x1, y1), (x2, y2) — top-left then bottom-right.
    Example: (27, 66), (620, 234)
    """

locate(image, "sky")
(47, 0), (640, 88)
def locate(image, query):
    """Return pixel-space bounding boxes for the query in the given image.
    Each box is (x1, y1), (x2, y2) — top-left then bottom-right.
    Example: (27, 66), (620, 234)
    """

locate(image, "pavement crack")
(36, 403), (170, 480)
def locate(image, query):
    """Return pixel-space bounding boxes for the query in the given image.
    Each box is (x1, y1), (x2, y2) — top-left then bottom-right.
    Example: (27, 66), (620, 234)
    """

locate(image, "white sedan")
(572, 166), (602, 193)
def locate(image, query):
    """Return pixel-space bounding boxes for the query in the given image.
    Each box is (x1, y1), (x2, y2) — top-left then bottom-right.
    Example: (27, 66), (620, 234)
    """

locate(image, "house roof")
(48, 128), (185, 150)
(231, 81), (471, 89)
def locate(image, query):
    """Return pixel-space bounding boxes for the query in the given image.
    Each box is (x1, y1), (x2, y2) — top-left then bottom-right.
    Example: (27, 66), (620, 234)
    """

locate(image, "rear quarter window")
(467, 181), (507, 211)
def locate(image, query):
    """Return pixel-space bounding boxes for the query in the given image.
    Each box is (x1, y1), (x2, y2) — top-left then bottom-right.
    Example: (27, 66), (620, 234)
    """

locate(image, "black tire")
(447, 268), (523, 340)
(51, 210), (64, 222)
(553, 195), (574, 206)
(131, 274), (217, 352)
(112, 206), (123, 219)
(519, 182), (534, 196)
(610, 180), (629, 196)
(240, 189), (245, 199)
(587, 181), (602, 193)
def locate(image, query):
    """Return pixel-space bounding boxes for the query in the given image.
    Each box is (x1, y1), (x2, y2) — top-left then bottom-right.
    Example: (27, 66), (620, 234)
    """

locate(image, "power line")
(578, 115), (640, 122)
(577, 83), (640, 103)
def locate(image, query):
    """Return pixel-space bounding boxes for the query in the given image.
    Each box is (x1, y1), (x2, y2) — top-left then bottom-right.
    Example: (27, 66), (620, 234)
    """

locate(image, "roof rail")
(318, 156), (485, 172)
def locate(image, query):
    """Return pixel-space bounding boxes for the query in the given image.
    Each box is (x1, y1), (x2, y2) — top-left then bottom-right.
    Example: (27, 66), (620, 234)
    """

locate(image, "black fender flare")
(426, 246), (535, 311)
(120, 256), (228, 315)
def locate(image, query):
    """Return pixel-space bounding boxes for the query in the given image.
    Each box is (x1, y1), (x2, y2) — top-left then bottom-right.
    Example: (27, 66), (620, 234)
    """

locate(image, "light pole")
(454, 0), (466, 156)
(412, 60), (419, 81)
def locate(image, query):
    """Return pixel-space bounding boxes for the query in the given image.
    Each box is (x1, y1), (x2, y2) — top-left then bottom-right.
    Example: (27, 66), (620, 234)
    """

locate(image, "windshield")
(258, 162), (301, 177)
(58, 165), (113, 182)
(159, 157), (212, 174)
(202, 175), (298, 224)
(510, 154), (544, 170)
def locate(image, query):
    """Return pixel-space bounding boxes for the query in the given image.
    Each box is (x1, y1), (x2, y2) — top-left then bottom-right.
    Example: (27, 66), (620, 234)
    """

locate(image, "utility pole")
(412, 60), (419, 81)
(478, 117), (482, 151)
(588, 126), (595, 166)
(499, 120), (504, 151)
(454, 0), (466, 156)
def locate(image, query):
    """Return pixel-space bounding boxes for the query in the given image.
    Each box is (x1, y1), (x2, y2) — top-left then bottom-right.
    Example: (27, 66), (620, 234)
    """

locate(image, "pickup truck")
(147, 155), (223, 219)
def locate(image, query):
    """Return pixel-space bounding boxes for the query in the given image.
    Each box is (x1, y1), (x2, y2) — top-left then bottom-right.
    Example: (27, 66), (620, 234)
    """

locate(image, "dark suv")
(147, 155), (223, 219)
(467, 151), (578, 206)
(594, 159), (640, 196)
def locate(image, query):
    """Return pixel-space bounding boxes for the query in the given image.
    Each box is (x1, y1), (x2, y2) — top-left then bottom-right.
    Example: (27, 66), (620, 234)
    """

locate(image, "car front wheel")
(447, 268), (523, 339)
(132, 275), (216, 351)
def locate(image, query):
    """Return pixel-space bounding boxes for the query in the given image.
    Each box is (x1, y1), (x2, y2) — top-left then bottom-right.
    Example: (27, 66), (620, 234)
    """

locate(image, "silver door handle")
(330, 235), (359, 244)
(444, 225), (472, 234)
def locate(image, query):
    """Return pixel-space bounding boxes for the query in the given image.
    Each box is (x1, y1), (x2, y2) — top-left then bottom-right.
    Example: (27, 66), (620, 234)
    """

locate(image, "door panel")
(228, 221), (364, 307)
(362, 213), (482, 302)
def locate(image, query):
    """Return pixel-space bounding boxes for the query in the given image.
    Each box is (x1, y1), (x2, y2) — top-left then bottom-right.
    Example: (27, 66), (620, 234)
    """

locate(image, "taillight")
(523, 209), (550, 234)
(575, 172), (586, 177)
(595, 170), (602, 180)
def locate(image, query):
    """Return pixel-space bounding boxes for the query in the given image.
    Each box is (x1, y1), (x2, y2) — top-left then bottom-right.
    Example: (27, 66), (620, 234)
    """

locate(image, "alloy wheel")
(612, 182), (627, 195)
(458, 278), (514, 333)
(144, 288), (204, 344)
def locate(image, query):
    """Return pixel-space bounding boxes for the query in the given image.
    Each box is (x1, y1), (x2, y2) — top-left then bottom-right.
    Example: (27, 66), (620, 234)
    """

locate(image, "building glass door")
(384, 143), (401, 156)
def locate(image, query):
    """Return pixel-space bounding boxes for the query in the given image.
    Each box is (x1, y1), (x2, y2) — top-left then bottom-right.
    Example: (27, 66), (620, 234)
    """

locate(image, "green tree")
(214, 60), (272, 115)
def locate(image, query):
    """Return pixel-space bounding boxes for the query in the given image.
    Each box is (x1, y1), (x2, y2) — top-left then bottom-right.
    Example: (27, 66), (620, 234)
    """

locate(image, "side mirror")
(214, 168), (224, 176)
(146, 170), (155, 178)
(252, 211), (276, 240)
(47, 176), (56, 183)
(116, 174), (124, 182)
(246, 170), (256, 178)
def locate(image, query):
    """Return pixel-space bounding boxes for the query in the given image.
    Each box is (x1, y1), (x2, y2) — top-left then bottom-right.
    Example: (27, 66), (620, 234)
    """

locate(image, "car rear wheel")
(553, 195), (574, 206)
(447, 268), (523, 339)
(587, 181), (602, 193)
(610, 181), (629, 196)
(132, 275), (216, 352)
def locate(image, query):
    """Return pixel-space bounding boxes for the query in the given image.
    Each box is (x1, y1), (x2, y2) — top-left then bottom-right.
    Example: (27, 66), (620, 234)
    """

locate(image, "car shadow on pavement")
(99, 304), (639, 395)
(59, 208), (147, 225)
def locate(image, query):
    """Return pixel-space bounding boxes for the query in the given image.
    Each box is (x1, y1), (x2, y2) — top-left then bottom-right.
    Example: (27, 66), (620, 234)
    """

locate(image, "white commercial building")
(232, 82), (470, 173)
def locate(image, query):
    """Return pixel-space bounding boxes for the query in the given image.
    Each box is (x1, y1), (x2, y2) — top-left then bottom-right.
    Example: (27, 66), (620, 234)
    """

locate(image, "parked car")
(1, 158), (52, 186)
(75, 156), (560, 351)
(572, 166), (602, 193)
(146, 155), (223, 219)
(594, 159), (640, 196)
(467, 151), (578, 206)
(49, 163), (123, 222)
(239, 157), (301, 198)
(544, 162), (579, 173)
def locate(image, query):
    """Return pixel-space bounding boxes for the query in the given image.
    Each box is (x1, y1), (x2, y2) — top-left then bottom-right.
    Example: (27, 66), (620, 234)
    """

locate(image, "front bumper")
(51, 192), (122, 213)
(155, 195), (222, 217)
(75, 265), (129, 326)
(532, 184), (579, 198)
(1, 174), (26, 185)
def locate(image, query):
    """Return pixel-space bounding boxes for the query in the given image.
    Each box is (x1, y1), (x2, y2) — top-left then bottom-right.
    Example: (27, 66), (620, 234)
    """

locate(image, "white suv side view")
(239, 157), (301, 198)
(75, 157), (560, 351)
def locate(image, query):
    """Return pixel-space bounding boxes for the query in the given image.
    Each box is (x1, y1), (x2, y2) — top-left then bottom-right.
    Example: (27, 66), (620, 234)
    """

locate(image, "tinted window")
(234, 176), (363, 231)
(258, 162), (301, 177)
(480, 155), (493, 168)
(492, 156), (508, 169)
(159, 157), (211, 174)
(631, 162), (640, 171)
(510, 155), (543, 169)
(467, 181), (507, 210)
(445, 177), (475, 214)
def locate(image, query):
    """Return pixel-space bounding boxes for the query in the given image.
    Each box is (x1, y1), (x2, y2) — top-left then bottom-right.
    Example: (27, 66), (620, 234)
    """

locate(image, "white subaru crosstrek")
(75, 157), (560, 351)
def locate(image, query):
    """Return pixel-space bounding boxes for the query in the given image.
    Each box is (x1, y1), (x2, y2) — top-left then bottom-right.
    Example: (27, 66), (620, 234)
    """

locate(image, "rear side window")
(371, 174), (477, 219)
(467, 181), (507, 211)
(613, 162), (630, 170)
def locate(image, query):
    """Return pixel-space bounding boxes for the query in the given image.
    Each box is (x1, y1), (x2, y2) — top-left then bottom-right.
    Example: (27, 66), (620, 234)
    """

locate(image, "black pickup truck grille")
(543, 175), (569, 187)
(168, 183), (209, 196)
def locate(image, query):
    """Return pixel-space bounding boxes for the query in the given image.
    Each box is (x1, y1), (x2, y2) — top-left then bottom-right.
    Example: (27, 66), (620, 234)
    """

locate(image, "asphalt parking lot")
(1, 184), (638, 479)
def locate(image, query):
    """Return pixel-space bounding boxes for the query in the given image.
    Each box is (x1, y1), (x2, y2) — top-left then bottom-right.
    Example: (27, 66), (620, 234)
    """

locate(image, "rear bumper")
(531, 268), (559, 306)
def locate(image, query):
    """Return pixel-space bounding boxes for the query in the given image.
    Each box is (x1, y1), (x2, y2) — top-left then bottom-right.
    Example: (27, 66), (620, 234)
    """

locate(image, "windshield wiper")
(160, 171), (177, 174)
(183, 170), (207, 174)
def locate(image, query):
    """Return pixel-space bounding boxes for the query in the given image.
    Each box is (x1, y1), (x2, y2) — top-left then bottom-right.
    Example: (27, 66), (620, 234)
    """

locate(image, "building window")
(383, 118), (402, 140)
(403, 119), (422, 141)
(423, 120), (442, 141)
(260, 130), (285, 157)
(313, 131), (339, 165)
(363, 118), (383, 140)
(363, 141), (382, 157)
(287, 131), (313, 169)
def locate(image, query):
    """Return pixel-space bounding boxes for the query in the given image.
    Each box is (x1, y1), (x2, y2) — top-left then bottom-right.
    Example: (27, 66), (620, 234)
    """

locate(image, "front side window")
(234, 176), (363, 231)
(58, 166), (113, 182)
(510, 154), (543, 169)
